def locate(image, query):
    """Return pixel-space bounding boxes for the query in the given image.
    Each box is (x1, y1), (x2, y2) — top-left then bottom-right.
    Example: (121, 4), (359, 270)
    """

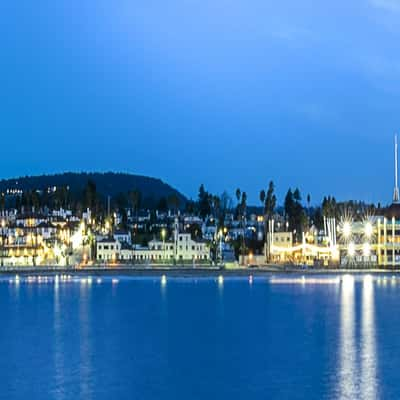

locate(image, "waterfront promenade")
(2, 264), (400, 276)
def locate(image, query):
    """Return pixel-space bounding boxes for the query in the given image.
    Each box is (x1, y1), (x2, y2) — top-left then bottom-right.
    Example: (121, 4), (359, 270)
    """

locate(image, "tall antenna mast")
(394, 134), (399, 203)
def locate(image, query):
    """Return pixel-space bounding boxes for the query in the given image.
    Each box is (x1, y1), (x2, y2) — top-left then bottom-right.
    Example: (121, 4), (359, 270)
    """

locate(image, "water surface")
(0, 274), (398, 399)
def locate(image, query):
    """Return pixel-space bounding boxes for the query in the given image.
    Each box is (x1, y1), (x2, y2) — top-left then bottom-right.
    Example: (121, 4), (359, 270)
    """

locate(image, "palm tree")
(235, 188), (241, 204)
(260, 190), (266, 208)
(264, 181), (277, 261)
(265, 181), (276, 220)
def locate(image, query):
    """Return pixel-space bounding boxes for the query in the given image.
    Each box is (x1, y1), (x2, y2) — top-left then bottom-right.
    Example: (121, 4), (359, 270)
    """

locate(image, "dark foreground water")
(1, 274), (399, 399)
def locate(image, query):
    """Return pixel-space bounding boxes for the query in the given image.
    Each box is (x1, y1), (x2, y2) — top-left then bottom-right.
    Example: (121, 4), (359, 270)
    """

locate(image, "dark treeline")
(1, 180), (186, 221)
(0, 172), (186, 213)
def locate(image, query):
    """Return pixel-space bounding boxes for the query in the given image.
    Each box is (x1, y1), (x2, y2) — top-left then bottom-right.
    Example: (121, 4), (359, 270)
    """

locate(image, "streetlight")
(348, 242), (355, 257)
(365, 222), (373, 238)
(1, 219), (5, 267)
(218, 229), (223, 264)
(15, 230), (19, 264)
(343, 221), (351, 239)
(363, 242), (371, 257)
(161, 228), (166, 263)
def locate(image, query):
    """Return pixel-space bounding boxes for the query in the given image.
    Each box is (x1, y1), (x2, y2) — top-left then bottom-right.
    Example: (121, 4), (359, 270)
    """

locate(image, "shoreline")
(2, 265), (400, 277)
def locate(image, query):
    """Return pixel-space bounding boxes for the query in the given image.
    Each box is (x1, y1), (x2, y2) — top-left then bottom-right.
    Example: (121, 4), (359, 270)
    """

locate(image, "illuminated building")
(267, 218), (339, 266)
(338, 135), (400, 267)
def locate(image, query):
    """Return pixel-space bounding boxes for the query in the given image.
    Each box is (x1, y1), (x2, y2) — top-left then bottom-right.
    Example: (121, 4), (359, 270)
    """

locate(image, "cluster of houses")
(1, 202), (400, 268)
(0, 207), (217, 266)
(0, 202), (268, 267)
(94, 211), (265, 265)
(2, 197), (400, 268)
(0, 209), (84, 266)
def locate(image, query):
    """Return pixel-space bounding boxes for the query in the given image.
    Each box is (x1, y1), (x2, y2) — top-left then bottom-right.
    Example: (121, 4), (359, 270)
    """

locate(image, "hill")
(0, 172), (187, 208)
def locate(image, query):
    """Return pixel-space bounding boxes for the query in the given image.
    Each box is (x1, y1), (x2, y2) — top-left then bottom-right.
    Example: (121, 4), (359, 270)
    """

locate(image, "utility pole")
(394, 134), (399, 203)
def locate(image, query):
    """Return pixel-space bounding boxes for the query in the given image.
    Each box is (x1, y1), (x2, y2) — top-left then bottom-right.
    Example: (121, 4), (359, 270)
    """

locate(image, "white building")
(96, 233), (209, 263)
(96, 238), (121, 262)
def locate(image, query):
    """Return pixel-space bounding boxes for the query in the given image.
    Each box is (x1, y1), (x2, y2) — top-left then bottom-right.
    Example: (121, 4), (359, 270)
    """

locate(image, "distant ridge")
(0, 172), (187, 206)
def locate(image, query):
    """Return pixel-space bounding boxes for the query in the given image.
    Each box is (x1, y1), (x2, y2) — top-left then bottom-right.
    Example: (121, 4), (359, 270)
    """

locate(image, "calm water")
(1, 274), (400, 399)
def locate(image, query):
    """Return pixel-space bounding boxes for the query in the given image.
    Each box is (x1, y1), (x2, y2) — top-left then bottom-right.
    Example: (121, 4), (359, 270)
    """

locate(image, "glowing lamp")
(365, 222), (373, 238)
(343, 222), (351, 238)
(363, 242), (371, 257)
(348, 242), (355, 257)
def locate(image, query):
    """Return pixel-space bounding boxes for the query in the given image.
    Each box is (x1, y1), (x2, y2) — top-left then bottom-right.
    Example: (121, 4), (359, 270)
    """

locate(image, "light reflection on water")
(337, 275), (378, 400)
(361, 275), (377, 400)
(53, 277), (65, 400)
(79, 283), (92, 400)
(338, 275), (356, 400)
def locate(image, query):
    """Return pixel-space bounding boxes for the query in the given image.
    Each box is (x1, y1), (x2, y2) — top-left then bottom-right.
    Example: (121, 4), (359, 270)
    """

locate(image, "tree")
(265, 181), (276, 221)
(260, 190), (266, 206)
(239, 191), (247, 263)
(116, 192), (127, 207)
(284, 188), (307, 242)
(31, 190), (40, 211)
(293, 188), (301, 203)
(241, 192), (247, 212)
(58, 186), (70, 209)
(313, 206), (324, 230)
(262, 181), (276, 260)
(129, 189), (142, 240)
(322, 196), (337, 218)
(15, 196), (21, 212)
(0, 193), (5, 211)
(84, 180), (97, 212)
(198, 184), (211, 219)
(185, 199), (196, 215)
(120, 208), (128, 230)
(306, 193), (311, 221)
(235, 188), (241, 204)
(168, 193), (180, 213)
(284, 189), (294, 224)
(211, 195), (221, 223)
(219, 191), (232, 226)
(129, 189), (141, 214)
(157, 196), (168, 212)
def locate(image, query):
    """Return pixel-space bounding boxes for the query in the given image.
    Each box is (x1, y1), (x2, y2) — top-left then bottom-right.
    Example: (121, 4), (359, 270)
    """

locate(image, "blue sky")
(0, 0), (399, 205)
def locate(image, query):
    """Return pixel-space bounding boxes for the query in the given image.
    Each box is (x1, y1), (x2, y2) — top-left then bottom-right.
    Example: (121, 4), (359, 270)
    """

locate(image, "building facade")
(96, 233), (209, 263)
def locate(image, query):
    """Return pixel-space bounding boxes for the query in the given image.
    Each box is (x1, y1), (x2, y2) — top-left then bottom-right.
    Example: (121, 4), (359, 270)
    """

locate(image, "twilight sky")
(1, 0), (400, 205)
